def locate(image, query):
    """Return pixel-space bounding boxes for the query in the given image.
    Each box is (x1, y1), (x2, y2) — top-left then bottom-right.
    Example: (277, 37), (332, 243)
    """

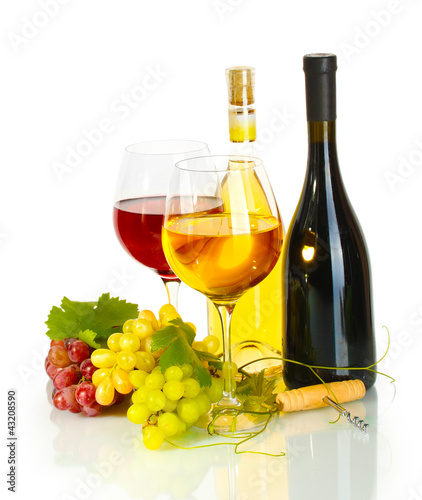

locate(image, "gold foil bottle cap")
(226, 66), (255, 106)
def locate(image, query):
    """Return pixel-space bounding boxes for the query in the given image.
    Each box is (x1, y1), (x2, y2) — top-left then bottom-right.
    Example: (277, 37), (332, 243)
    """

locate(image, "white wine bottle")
(282, 54), (376, 389)
(207, 66), (284, 376)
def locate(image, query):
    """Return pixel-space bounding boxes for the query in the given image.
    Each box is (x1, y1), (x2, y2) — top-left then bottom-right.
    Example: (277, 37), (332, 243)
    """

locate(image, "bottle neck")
(228, 103), (256, 156)
(308, 120), (335, 143)
(307, 120), (338, 168)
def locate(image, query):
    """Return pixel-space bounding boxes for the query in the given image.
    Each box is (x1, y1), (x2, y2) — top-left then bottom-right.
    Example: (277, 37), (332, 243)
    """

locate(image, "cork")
(276, 379), (366, 412)
(226, 66), (255, 106)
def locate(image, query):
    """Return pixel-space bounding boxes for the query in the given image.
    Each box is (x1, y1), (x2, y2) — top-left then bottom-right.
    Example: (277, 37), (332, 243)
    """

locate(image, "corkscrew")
(276, 379), (370, 433)
(323, 396), (369, 433)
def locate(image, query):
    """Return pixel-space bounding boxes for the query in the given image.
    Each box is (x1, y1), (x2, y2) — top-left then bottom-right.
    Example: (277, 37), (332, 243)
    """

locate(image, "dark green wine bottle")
(282, 54), (376, 390)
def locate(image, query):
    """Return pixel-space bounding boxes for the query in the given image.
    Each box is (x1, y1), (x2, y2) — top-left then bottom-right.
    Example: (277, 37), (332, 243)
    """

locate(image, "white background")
(1, 1), (422, 499)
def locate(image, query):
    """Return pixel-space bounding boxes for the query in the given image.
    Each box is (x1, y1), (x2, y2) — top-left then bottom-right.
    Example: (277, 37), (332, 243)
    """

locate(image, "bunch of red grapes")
(46, 338), (105, 417)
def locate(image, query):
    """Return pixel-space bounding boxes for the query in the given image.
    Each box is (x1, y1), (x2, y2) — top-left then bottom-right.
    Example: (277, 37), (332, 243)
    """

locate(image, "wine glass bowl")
(113, 140), (209, 308)
(162, 155), (283, 430)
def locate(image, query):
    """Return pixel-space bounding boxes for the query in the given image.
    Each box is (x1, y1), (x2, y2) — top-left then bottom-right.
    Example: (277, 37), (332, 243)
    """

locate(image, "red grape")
(115, 392), (126, 405)
(48, 346), (71, 368)
(50, 339), (65, 347)
(68, 402), (82, 414)
(75, 382), (96, 406)
(47, 363), (63, 380)
(53, 388), (71, 411)
(80, 359), (97, 381)
(64, 337), (77, 349)
(53, 385), (80, 411)
(81, 402), (102, 417)
(53, 365), (81, 390)
(68, 340), (90, 364)
(45, 357), (51, 373)
(66, 385), (81, 413)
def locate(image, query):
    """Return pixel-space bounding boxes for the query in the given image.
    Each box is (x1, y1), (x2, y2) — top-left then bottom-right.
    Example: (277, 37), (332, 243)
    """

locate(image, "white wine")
(163, 212), (282, 303)
(207, 67), (284, 375)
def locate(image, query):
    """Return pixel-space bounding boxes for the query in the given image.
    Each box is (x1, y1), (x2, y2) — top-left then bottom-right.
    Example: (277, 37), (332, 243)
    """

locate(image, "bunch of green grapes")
(91, 303), (225, 450)
(127, 363), (224, 450)
(91, 308), (164, 405)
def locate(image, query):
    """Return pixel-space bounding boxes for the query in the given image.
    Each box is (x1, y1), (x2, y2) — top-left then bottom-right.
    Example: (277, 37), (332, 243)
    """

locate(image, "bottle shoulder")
(283, 184), (371, 273)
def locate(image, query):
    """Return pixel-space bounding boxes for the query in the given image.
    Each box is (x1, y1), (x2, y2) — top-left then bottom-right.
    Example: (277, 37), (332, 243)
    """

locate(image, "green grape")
(138, 310), (159, 331)
(91, 349), (116, 368)
(180, 364), (193, 378)
(192, 341), (208, 352)
(119, 333), (141, 352)
(151, 366), (162, 374)
(123, 319), (134, 333)
(164, 366), (184, 382)
(135, 351), (155, 372)
(127, 403), (152, 424)
(174, 417), (187, 436)
(116, 351), (137, 371)
(146, 390), (166, 412)
(162, 398), (178, 413)
(95, 379), (115, 405)
(128, 370), (148, 388)
(145, 372), (165, 391)
(192, 392), (211, 415)
(185, 321), (197, 333)
(112, 368), (133, 394)
(158, 303), (178, 320)
(132, 318), (155, 340)
(177, 399), (200, 424)
(107, 333), (123, 352)
(92, 368), (110, 387)
(157, 412), (180, 437)
(143, 426), (164, 450)
(205, 378), (223, 403)
(182, 378), (200, 398)
(132, 385), (149, 404)
(163, 380), (185, 401)
(202, 335), (221, 354)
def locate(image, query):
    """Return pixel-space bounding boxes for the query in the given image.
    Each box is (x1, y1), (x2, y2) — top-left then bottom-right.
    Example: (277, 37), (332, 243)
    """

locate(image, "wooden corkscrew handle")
(276, 379), (366, 412)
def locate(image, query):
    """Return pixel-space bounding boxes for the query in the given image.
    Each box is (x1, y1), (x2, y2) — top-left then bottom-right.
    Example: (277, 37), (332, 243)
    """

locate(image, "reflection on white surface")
(48, 382), (383, 500)
(280, 387), (379, 500)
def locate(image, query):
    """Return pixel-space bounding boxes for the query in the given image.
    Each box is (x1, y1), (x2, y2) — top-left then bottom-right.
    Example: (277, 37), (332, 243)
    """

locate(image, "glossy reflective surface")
(33, 378), (404, 500)
(282, 123), (377, 389)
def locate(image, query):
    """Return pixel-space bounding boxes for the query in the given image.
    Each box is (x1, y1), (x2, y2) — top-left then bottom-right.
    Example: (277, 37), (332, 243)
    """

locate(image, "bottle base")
(283, 368), (377, 391)
(231, 340), (283, 379)
(194, 405), (272, 433)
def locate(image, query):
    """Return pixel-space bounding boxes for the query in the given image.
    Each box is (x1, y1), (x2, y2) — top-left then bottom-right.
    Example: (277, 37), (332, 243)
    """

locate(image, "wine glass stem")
(216, 303), (240, 407)
(161, 278), (181, 310)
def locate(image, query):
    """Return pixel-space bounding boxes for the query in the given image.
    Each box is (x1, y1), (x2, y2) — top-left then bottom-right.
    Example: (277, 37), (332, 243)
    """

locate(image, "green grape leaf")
(193, 356), (213, 387)
(237, 369), (278, 412)
(150, 326), (179, 351)
(194, 350), (221, 363)
(45, 294), (138, 344)
(151, 319), (212, 387)
(78, 329), (101, 349)
(158, 337), (193, 371)
(89, 293), (139, 339)
(45, 299), (95, 340)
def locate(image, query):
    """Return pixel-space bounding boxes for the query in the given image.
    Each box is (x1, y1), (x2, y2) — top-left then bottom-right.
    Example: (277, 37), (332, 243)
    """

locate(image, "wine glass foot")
(194, 404), (272, 433)
(231, 340), (283, 379)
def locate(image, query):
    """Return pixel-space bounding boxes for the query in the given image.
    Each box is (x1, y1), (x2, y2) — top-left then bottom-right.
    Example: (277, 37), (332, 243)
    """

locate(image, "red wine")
(282, 54), (376, 390)
(113, 196), (175, 278)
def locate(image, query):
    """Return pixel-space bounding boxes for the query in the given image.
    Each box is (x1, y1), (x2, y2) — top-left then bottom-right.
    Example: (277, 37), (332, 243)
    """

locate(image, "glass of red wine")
(113, 140), (209, 309)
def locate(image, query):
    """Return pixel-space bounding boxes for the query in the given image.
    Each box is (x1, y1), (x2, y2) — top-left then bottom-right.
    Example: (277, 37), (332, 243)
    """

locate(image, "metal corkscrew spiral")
(323, 396), (369, 433)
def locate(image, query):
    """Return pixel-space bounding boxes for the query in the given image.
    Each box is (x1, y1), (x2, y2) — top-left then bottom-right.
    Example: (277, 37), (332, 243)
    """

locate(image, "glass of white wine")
(162, 155), (283, 431)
